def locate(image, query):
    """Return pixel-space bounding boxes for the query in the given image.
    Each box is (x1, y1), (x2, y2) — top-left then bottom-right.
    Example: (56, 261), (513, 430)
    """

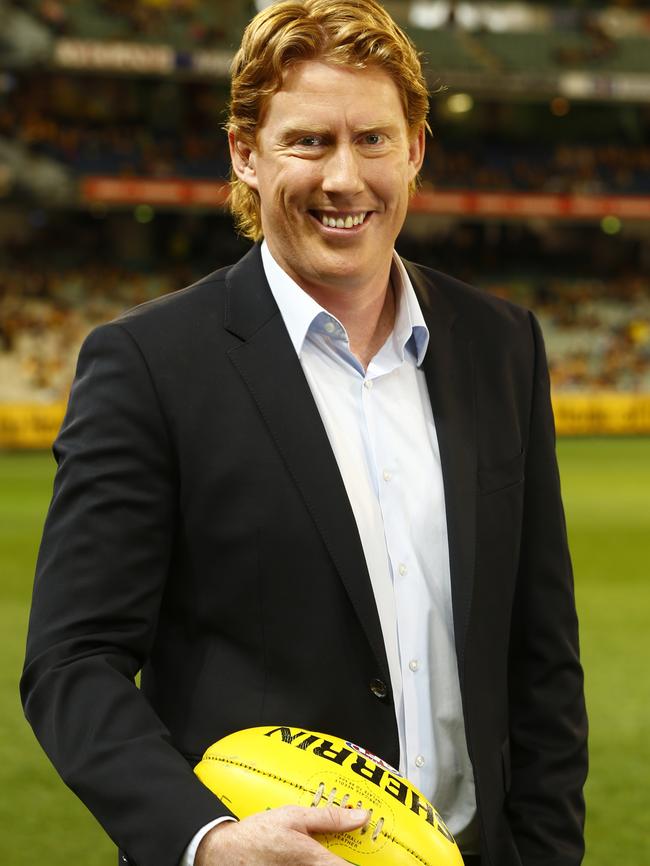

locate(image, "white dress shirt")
(182, 243), (478, 864)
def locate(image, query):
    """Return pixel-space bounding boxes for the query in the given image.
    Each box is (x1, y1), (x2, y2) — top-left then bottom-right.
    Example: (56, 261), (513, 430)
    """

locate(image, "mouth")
(308, 210), (372, 232)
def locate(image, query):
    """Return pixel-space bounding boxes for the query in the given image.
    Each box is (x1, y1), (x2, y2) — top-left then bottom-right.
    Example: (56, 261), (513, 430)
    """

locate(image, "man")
(21, 2), (588, 865)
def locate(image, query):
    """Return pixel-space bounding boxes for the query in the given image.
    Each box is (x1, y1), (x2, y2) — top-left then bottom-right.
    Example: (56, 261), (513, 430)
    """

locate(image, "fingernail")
(347, 808), (368, 820)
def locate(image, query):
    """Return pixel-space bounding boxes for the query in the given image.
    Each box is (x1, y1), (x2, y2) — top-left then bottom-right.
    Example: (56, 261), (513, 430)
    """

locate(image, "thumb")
(298, 805), (369, 835)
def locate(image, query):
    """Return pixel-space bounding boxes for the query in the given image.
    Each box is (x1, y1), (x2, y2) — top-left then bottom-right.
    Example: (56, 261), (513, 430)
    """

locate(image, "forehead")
(259, 61), (408, 132)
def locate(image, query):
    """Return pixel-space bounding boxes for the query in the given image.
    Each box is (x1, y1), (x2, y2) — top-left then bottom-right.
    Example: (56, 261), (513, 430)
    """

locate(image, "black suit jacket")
(21, 244), (587, 866)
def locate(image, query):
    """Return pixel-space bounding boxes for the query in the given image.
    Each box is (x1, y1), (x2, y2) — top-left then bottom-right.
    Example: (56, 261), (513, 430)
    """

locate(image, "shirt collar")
(260, 239), (430, 365)
(390, 253), (430, 366)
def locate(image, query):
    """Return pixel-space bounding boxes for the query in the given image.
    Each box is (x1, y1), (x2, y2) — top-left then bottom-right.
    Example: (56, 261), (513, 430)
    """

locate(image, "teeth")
(318, 212), (367, 229)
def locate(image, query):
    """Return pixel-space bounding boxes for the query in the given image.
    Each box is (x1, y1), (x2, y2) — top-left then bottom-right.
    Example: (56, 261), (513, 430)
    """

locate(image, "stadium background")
(0, 0), (648, 863)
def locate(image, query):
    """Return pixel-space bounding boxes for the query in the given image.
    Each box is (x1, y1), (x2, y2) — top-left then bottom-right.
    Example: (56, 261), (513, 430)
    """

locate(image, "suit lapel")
(223, 246), (391, 685)
(405, 262), (478, 682)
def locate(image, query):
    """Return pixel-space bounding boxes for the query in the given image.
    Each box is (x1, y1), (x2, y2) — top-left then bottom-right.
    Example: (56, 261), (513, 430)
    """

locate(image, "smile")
(310, 211), (370, 230)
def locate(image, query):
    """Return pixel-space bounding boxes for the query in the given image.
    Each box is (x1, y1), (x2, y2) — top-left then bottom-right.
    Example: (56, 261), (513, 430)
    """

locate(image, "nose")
(321, 144), (364, 197)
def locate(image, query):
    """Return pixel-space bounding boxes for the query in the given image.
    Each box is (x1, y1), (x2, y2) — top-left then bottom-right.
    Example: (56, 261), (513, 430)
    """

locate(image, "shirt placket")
(362, 366), (434, 793)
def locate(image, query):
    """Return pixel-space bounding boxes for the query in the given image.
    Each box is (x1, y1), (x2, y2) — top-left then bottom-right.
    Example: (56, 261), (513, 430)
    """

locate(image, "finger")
(287, 804), (370, 835)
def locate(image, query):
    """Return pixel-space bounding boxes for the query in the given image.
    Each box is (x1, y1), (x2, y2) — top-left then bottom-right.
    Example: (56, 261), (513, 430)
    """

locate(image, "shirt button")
(363, 379), (373, 390)
(409, 659), (419, 672)
(383, 469), (392, 482)
(324, 321), (336, 334)
(398, 563), (407, 576)
(415, 755), (425, 768)
(369, 678), (388, 700)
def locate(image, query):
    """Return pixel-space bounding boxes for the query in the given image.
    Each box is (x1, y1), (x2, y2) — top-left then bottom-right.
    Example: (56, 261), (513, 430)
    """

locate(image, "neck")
(310, 272), (396, 371)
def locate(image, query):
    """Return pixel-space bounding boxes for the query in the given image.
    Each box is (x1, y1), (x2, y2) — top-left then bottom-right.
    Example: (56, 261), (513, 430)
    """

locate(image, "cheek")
(270, 164), (318, 200)
(368, 158), (411, 198)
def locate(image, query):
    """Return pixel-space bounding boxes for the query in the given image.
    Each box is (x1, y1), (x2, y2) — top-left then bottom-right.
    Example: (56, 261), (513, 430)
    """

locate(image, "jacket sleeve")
(507, 312), (588, 864)
(20, 322), (233, 866)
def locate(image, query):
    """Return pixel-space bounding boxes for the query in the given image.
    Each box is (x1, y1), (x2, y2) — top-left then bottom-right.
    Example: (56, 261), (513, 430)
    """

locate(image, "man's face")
(230, 61), (425, 297)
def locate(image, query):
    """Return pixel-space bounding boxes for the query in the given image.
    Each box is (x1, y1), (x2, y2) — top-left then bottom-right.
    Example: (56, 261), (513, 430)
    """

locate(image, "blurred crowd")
(0, 210), (247, 402)
(0, 76), (230, 182)
(3, 74), (650, 197)
(1, 257), (649, 402)
(5, 0), (649, 52)
(0, 265), (189, 402)
(422, 141), (650, 195)
(488, 274), (650, 392)
(1, 0), (248, 56)
(1, 3), (649, 401)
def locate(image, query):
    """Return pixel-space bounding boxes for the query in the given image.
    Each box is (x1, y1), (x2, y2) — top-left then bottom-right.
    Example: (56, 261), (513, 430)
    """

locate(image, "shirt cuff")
(180, 816), (237, 866)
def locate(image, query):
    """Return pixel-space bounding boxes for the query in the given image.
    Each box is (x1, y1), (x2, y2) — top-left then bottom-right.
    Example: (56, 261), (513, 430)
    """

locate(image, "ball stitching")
(200, 754), (435, 865)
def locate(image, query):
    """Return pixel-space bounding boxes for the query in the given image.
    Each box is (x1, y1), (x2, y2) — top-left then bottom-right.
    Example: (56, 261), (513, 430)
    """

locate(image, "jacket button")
(370, 678), (388, 699)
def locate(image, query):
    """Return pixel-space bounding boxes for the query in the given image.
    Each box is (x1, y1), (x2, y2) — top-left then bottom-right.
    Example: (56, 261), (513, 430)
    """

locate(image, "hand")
(195, 804), (369, 865)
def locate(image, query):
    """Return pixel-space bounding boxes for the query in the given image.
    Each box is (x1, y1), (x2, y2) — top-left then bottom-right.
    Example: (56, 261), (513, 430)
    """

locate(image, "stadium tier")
(1, 211), (648, 406)
(0, 0), (649, 442)
(2, 71), (650, 206)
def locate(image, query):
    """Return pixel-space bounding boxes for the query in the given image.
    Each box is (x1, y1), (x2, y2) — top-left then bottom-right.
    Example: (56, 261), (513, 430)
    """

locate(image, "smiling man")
(229, 59), (424, 369)
(21, 3), (587, 866)
(231, 59), (423, 297)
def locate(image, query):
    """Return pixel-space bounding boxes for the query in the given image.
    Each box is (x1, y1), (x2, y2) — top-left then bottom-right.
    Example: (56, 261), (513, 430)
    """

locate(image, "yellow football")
(194, 725), (464, 866)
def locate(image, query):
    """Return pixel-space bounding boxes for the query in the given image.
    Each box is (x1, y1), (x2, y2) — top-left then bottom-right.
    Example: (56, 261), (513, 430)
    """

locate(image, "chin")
(317, 257), (366, 280)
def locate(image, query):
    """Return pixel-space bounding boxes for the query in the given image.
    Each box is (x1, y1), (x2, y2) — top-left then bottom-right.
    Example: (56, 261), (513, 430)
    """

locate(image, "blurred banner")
(80, 177), (650, 220)
(2, 396), (650, 449)
(0, 404), (66, 449)
(552, 392), (650, 436)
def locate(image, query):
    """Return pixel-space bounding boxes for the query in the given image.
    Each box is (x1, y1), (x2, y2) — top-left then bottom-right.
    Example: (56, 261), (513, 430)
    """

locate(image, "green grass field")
(1, 440), (648, 864)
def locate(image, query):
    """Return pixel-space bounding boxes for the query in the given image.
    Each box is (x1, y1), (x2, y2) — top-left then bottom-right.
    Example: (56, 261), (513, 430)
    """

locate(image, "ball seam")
(200, 755), (436, 866)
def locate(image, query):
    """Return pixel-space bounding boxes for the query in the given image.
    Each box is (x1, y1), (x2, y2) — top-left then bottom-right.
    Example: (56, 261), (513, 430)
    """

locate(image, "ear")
(407, 125), (426, 181)
(229, 131), (259, 191)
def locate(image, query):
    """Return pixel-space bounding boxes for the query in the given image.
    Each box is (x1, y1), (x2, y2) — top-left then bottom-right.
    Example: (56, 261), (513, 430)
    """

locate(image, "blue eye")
(298, 136), (322, 147)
